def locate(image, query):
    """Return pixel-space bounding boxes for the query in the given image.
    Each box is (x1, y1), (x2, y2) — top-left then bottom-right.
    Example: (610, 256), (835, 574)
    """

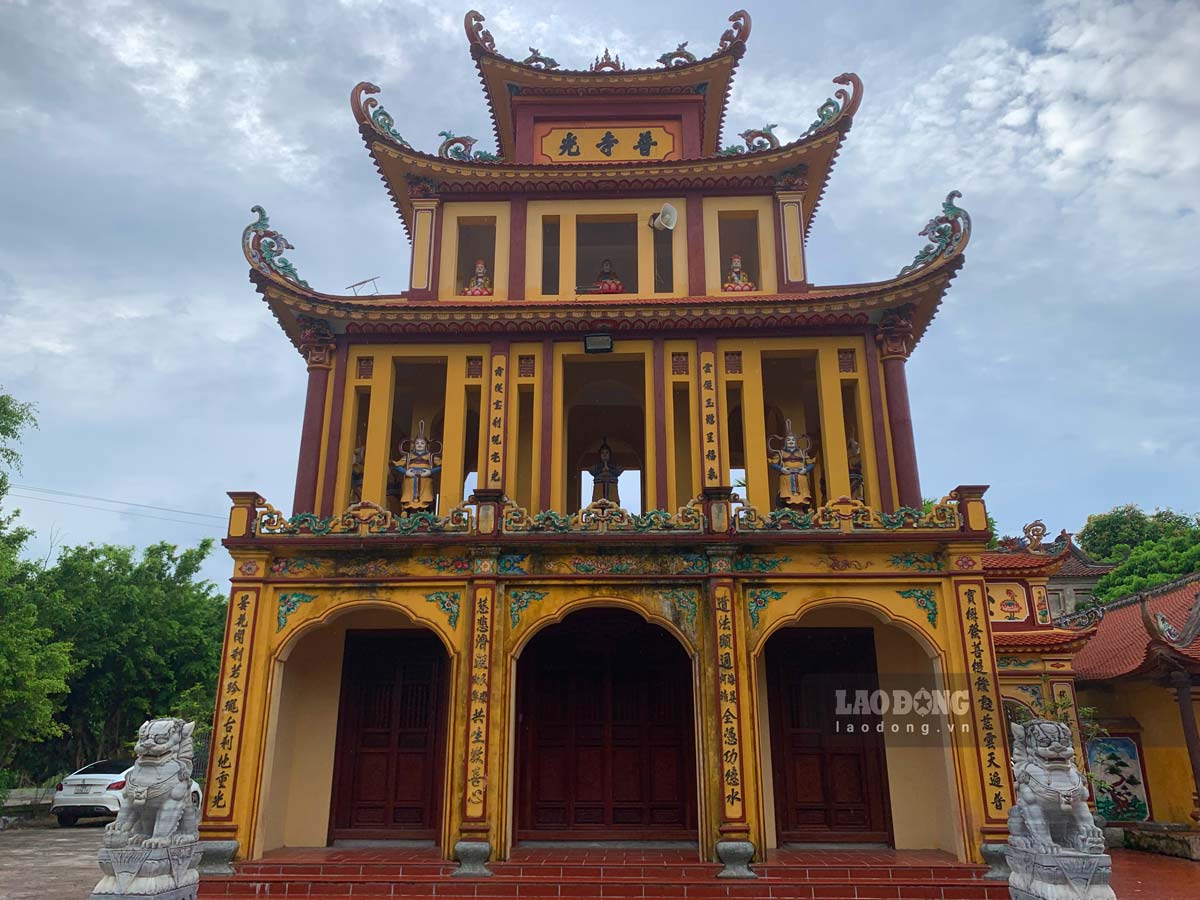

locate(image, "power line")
(10, 484), (225, 520)
(7, 493), (225, 531)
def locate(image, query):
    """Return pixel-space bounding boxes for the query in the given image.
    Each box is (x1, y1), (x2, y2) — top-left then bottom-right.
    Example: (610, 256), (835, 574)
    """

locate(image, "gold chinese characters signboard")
(535, 124), (679, 163)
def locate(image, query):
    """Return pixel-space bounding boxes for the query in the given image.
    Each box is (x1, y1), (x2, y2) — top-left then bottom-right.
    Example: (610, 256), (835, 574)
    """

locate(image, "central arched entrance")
(515, 608), (698, 841)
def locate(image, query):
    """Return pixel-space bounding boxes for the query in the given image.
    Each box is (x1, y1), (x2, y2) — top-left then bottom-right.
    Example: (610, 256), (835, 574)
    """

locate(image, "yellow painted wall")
(1078, 680), (1200, 824)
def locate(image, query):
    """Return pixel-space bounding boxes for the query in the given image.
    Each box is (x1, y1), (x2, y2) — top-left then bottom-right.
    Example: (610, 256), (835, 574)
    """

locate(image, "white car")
(50, 758), (203, 827)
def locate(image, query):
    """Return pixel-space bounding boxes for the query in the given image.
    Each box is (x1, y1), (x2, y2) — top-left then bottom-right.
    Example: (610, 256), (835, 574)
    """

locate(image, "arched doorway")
(757, 604), (961, 852)
(329, 629), (449, 841)
(515, 608), (697, 841)
(764, 626), (892, 843)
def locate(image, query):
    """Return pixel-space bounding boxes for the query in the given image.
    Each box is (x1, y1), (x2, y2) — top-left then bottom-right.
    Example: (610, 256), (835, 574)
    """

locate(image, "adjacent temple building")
(200, 10), (1113, 891)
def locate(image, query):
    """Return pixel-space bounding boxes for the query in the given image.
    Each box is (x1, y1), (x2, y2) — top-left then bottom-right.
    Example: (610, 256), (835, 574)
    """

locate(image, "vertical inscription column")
(201, 549), (269, 854)
(481, 342), (510, 497)
(955, 579), (1015, 847)
(458, 552), (498, 863)
(292, 317), (336, 515)
(698, 342), (724, 494)
(877, 306), (922, 509)
(707, 550), (756, 871)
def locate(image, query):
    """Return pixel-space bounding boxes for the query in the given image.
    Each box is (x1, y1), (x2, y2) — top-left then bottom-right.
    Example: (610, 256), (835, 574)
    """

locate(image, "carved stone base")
(979, 842), (1010, 880)
(1124, 826), (1200, 860)
(1005, 846), (1115, 900)
(91, 841), (201, 898)
(197, 840), (239, 875)
(452, 840), (493, 877)
(90, 886), (197, 900)
(715, 840), (757, 879)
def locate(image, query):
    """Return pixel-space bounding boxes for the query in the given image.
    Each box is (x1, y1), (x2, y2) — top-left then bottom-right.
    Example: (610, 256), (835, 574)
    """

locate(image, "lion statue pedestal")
(1004, 719), (1116, 900)
(91, 719), (201, 900)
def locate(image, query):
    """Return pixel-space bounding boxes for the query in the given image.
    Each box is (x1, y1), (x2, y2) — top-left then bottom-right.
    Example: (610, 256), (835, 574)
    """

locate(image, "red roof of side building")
(1073, 572), (1200, 682)
(993, 630), (1095, 652)
(1054, 543), (1115, 578)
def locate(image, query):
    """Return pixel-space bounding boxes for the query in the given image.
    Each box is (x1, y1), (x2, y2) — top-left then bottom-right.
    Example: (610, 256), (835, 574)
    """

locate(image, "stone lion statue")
(104, 718), (199, 850)
(1008, 719), (1104, 854)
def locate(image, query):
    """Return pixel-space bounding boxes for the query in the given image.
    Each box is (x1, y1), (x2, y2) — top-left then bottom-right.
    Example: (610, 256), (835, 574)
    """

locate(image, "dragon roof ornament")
(719, 73), (862, 155)
(657, 42), (697, 67)
(464, 9), (750, 72)
(243, 206), (308, 288)
(352, 82), (411, 147)
(717, 10), (752, 51)
(898, 191), (972, 277)
(464, 10), (496, 53)
(522, 47), (559, 69)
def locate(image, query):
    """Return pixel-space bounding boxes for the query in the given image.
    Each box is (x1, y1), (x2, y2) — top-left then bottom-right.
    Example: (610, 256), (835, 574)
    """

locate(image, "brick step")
(198, 874), (1008, 899)
(228, 864), (986, 883)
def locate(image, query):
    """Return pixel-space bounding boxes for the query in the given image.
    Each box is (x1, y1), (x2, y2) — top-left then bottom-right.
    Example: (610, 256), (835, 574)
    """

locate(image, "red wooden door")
(330, 631), (446, 841)
(517, 609), (697, 840)
(767, 627), (892, 843)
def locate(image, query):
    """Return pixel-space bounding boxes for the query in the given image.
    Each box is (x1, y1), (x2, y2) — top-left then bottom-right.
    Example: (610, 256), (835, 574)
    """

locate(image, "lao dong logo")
(834, 689), (972, 737)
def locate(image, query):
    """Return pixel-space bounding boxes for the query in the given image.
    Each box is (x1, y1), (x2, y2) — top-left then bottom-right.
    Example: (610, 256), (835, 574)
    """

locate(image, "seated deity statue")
(589, 439), (623, 505)
(768, 420), (816, 511)
(593, 258), (624, 293)
(390, 421), (443, 513)
(722, 253), (756, 291)
(462, 258), (494, 296)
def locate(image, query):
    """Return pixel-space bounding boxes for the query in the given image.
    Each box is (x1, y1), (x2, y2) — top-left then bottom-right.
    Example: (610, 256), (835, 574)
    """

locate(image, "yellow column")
(550, 348), (566, 510)
(738, 349), (771, 512)
(816, 348), (852, 501)
(642, 349), (658, 508)
(439, 353), (468, 512)
(360, 354), (396, 507)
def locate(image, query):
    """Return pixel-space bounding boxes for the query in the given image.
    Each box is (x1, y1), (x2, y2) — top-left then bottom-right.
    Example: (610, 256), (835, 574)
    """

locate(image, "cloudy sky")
(2, 0), (1197, 585)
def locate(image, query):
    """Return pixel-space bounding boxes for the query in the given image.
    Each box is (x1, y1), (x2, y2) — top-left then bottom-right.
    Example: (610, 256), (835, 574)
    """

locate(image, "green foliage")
(1094, 531), (1200, 603)
(19, 541), (227, 778)
(1077, 504), (1199, 563)
(0, 386), (37, 477)
(0, 388), (70, 771)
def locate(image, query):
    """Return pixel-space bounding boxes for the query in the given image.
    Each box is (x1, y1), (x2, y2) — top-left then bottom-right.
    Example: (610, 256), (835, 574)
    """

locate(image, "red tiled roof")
(1054, 544), (1115, 578)
(993, 630), (1094, 651)
(1074, 574), (1200, 682)
(982, 548), (1068, 575)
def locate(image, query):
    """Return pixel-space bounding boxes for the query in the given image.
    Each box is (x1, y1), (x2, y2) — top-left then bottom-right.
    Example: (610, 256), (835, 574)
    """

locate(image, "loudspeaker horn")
(650, 202), (678, 231)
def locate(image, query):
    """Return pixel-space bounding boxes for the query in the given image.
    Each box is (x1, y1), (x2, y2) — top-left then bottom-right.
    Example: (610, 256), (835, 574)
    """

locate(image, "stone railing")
(229, 488), (987, 543)
(733, 496), (959, 533)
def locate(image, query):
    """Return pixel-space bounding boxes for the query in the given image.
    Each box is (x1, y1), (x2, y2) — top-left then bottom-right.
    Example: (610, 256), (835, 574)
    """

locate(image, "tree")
(0, 388), (70, 770)
(1094, 531), (1200, 603)
(25, 541), (227, 776)
(1077, 504), (1199, 563)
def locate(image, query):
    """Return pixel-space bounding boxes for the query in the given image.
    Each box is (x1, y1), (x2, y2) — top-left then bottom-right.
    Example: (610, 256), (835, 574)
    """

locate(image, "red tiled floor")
(1109, 848), (1200, 899)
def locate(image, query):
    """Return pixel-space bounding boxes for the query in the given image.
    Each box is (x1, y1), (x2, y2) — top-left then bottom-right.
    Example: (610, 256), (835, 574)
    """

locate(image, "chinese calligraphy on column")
(485, 354), (507, 488)
(959, 583), (1013, 819)
(463, 587), (494, 821)
(713, 585), (745, 822)
(205, 588), (257, 818)
(699, 351), (721, 488)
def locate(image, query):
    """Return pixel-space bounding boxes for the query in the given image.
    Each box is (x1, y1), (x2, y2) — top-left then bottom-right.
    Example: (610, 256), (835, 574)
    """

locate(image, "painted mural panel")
(986, 582), (1029, 622)
(1086, 735), (1151, 823)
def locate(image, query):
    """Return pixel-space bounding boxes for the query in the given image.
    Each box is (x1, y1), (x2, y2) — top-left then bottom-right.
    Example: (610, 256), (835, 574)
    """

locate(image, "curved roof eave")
(463, 9), (752, 157)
